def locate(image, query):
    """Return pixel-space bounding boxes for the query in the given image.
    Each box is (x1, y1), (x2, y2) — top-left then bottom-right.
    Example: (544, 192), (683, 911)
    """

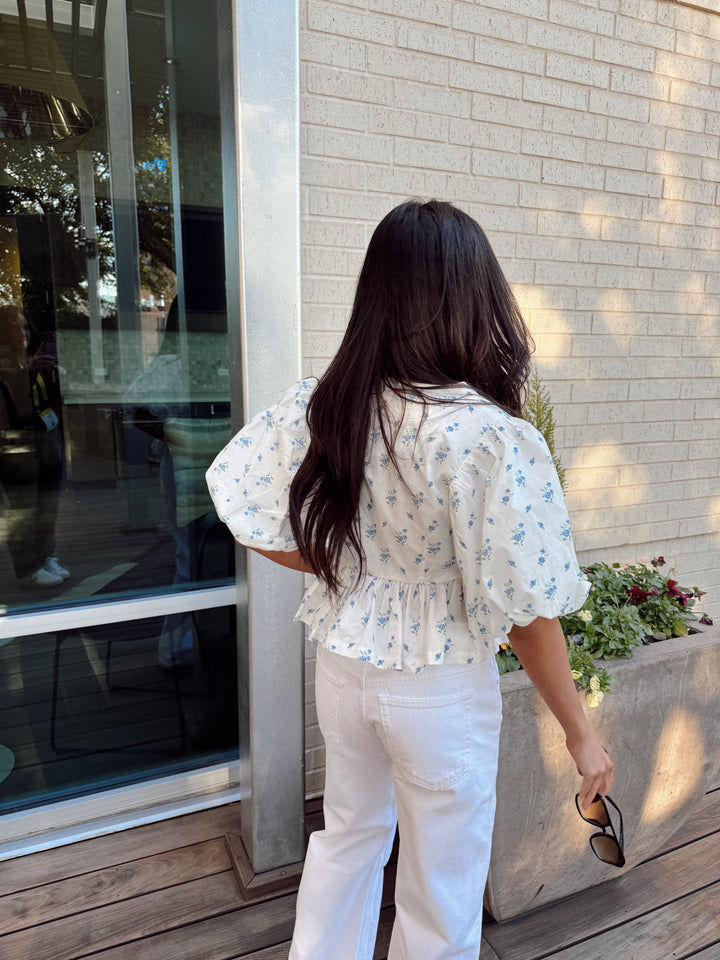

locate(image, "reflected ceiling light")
(0, 10), (93, 143)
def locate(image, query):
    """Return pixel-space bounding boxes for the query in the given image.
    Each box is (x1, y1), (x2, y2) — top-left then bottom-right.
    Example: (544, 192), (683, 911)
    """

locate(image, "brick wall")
(298, 0), (720, 795)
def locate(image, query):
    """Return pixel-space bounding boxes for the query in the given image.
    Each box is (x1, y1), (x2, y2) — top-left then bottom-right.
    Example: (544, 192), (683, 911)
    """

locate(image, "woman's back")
(209, 376), (586, 672)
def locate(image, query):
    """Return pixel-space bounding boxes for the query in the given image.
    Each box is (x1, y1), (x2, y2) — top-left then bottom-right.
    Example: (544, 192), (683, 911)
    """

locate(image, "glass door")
(0, 0), (242, 821)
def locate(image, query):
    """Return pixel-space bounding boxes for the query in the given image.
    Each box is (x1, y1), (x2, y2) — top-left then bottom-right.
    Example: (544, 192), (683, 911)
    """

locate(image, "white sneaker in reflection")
(44, 557), (71, 580)
(18, 567), (64, 588)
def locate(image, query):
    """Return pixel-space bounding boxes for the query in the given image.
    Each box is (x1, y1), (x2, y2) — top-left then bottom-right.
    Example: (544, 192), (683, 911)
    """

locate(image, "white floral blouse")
(206, 380), (589, 672)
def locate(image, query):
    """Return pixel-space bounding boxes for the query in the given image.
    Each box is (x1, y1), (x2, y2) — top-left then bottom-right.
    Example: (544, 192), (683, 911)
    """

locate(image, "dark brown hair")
(290, 199), (533, 592)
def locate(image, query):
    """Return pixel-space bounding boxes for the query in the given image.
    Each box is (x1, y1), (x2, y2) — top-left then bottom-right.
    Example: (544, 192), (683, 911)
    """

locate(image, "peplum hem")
(294, 573), (500, 673)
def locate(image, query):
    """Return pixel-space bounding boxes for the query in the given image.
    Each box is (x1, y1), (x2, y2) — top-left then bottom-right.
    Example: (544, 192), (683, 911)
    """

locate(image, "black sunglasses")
(575, 794), (625, 867)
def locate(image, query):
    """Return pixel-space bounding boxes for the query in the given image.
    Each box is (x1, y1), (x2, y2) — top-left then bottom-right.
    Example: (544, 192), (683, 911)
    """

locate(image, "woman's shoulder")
(265, 378), (316, 414)
(447, 398), (556, 484)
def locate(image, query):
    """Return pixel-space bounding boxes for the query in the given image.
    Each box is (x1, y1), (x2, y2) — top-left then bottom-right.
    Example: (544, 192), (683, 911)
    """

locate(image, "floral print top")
(206, 379), (589, 672)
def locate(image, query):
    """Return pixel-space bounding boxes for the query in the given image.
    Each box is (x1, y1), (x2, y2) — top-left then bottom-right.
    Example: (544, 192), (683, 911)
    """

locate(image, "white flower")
(578, 610), (593, 623)
(586, 689), (605, 708)
(589, 675), (601, 692)
(570, 670), (582, 681)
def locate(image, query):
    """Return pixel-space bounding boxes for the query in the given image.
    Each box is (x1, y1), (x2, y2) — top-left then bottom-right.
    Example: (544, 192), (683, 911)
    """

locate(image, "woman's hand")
(565, 731), (614, 811)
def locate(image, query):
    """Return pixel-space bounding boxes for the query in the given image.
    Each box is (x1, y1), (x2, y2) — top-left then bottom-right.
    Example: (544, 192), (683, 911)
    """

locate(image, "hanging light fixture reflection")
(0, 2), (94, 143)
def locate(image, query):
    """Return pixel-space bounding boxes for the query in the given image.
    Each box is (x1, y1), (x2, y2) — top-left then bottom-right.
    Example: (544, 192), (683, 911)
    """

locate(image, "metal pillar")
(219, 0), (304, 874)
(103, 0), (142, 385)
(76, 150), (104, 384)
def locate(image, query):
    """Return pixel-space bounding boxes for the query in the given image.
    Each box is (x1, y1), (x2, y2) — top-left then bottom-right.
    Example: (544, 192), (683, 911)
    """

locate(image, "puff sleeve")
(450, 418), (589, 646)
(206, 380), (313, 550)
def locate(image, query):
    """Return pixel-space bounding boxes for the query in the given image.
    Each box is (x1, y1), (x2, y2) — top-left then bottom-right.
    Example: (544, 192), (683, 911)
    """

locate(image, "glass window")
(0, 0), (235, 616)
(0, 605), (238, 816)
(0, 0), (241, 813)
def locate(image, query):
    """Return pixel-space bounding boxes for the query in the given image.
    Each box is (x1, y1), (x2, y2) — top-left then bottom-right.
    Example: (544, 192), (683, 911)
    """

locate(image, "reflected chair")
(49, 512), (234, 755)
(49, 624), (188, 755)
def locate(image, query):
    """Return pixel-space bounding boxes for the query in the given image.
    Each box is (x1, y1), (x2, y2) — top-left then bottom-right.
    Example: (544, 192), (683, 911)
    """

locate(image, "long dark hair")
(289, 199), (533, 592)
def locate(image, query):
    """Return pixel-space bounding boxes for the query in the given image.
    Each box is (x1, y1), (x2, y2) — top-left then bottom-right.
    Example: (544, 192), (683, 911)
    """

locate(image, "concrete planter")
(484, 621), (720, 921)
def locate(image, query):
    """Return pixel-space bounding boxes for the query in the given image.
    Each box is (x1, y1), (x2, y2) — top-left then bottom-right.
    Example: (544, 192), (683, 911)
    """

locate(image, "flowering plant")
(496, 633), (612, 708)
(496, 558), (706, 708)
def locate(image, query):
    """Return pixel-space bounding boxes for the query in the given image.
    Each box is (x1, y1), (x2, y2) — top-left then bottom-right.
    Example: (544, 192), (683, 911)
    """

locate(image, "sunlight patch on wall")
(515, 285), (571, 371)
(567, 444), (648, 508)
(640, 707), (706, 824)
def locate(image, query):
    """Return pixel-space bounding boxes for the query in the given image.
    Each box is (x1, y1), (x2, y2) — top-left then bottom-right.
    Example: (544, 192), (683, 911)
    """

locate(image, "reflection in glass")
(0, 0), (241, 812)
(0, 0), (235, 613)
(0, 605), (238, 816)
(0, 304), (67, 588)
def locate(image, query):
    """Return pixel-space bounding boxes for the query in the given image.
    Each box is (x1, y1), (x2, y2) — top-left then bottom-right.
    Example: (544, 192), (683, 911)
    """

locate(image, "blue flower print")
(209, 378), (588, 675)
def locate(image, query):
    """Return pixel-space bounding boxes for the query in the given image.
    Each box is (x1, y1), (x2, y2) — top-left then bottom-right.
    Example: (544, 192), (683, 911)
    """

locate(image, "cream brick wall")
(298, 0), (720, 795)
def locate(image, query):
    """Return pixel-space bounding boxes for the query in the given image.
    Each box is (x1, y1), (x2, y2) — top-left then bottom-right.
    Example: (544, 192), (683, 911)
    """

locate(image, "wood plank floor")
(1, 776), (718, 960)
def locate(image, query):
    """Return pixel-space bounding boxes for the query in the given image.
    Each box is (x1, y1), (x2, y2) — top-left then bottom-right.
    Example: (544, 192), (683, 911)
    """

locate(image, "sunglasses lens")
(590, 834), (625, 867)
(579, 796), (609, 827)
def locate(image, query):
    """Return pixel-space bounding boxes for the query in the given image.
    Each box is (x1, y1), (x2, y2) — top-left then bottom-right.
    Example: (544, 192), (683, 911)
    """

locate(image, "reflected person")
(0, 304), (69, 588)
(125, 299), (231, 667)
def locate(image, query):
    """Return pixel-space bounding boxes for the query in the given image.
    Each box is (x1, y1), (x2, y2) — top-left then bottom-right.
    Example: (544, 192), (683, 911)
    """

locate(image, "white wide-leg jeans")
(289, 644), (503, 960)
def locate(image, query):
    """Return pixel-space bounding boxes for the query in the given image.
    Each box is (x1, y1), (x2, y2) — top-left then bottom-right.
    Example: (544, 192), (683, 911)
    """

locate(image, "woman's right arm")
(247, 545), (315, 573)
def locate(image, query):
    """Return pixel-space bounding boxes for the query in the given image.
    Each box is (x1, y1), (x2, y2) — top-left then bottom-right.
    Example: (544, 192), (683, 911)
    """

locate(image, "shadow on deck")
(1, 773), (718, 960)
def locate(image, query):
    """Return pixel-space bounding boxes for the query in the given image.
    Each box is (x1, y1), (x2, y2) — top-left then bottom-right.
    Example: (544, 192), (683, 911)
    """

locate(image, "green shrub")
(496, 558), (702, 707)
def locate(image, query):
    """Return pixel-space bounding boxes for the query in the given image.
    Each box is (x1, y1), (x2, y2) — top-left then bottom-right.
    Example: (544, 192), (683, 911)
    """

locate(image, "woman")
(207, 200), (613, 960)
(0, 304), (69, 589)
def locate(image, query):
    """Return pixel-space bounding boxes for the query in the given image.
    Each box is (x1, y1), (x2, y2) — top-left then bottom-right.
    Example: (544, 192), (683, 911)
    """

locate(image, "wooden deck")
(1, 774), (718, 960)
